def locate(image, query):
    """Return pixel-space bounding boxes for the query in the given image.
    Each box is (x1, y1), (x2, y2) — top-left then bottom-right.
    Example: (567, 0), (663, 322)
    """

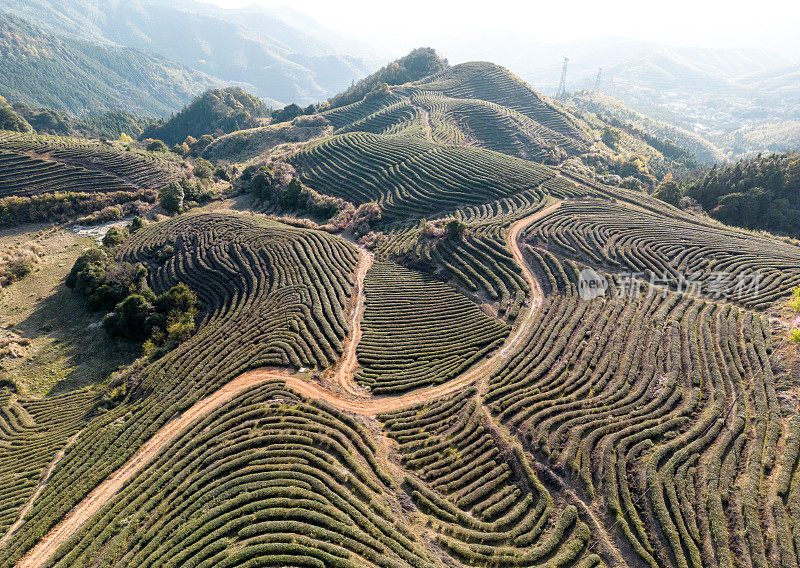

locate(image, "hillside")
(564, 90), (725, 163)
(0, 130), (183, 226)
(0, 14), (224, 117)
(261, 58), (703, 187)
(8, 104), (152, 139)
(141, 87), (270, 146)
(3, 36), (800, 568)
(0, 0), (376, 106)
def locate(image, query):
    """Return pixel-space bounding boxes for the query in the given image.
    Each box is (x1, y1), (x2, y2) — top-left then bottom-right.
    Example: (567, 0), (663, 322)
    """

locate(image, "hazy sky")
(204, 0), (800, 56)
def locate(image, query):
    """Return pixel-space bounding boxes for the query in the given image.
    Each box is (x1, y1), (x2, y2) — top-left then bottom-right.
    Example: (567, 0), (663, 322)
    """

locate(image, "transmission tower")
(594, 68), (602, 92)
(557, 57), (569, 99)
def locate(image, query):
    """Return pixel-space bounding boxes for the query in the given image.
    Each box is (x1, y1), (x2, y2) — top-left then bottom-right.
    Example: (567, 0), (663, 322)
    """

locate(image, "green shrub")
(101, 227), (128, 248)
(127, 216), (145, 233)
(104, 294), (154, 341)
(193, 158), (213, 179)
(146, 140), (168, 153)
(66, 248), (109, 296)
(159, 182), (184, 214)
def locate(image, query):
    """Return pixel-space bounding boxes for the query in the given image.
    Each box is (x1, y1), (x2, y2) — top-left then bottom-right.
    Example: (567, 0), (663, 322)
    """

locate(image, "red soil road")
(14, 200), (561, 567)
(329, 246), (374, 397)
(12, 371), (293, 568)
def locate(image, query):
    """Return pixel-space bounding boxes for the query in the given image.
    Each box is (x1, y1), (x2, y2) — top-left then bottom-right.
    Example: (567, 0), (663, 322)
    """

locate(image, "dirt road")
(330, 247), (374, 396)
(13, 371), (292, 568)
(14, 201), (561, 567)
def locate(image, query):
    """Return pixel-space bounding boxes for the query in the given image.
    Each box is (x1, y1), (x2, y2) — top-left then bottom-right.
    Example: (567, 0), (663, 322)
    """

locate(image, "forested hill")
(0, 14), (223, 117)
(687, 151), (800, 237)
(140, 88), (270, 147)
(0, 0), (376, 106)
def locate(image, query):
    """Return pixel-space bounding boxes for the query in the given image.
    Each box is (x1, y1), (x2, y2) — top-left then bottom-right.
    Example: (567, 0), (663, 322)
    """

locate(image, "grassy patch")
(0, 223), (137, 395)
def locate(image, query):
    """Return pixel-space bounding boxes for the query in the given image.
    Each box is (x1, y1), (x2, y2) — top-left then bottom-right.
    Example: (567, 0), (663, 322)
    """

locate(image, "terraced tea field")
(0, 130), (180, 226)
(525, 198), (800, 308)
(2, 61), (800, 568)
(355, 261), (510, 393)
(290, 132), (563, 219)
(0, 132), (180, 191)
(317, 62), (593, 162)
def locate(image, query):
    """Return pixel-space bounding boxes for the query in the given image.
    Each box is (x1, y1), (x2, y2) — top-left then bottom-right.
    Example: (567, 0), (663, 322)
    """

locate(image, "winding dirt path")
(330, 247), (374, 396)
(13, 371), (293, 568)
(14, 201), (561, 567)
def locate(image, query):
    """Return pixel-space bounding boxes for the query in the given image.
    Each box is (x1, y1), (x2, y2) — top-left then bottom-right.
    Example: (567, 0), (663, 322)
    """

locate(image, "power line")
(557, 57), (569, 99)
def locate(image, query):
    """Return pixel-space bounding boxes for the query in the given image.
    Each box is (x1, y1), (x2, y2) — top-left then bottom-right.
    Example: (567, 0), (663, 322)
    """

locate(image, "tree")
(104, 295), (154, 341)
(89, 262), (147, 311)
(280, 178), (304, 208)
(193, 158), (213, 179)
(271, 103), (304, 123)
(619, 177), (643, 192)
(128, 216), (145, 233)
(214, 166), (230, 181)
(102, 227), (127, 248)
(601, 127), (621, 150)
(192, 134), (214, 156)
(791, 287), (800, 343)
(0, 105), (32, 132)
(145, 284), (199, 355)
(159, 182), (184, 214)
(153, 283), (198, 322)
(446, 219), (466, 238)
(146, 140), (168, 153)
(250, 166), (276, 199)
(654, 180), (682, 206)
(66, 248), (108, 295)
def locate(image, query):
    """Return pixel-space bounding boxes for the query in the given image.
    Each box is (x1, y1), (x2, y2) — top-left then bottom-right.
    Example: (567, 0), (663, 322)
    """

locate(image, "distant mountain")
(141, 87), (270, 146)
(0, 0), (381, 107)
(591, 49), (800, 155)
(0, 13), (224, 117)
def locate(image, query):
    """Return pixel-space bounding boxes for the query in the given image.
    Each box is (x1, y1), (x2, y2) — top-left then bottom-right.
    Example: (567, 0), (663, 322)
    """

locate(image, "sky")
(203, 0), (800, 57)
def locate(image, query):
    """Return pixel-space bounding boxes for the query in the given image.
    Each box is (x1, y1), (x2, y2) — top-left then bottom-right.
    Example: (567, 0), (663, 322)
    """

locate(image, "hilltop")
(327, 47), (450, 109)
(222, 53), (704, 189)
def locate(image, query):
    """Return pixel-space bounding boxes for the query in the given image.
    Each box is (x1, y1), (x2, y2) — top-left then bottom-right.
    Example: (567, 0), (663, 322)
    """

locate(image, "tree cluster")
(67, 242), (199, 352)
(9, 102), (151, 139)
(686, 152), (800, 237)
(140, 87), (269, 146)
(240, 164), (350, 221)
